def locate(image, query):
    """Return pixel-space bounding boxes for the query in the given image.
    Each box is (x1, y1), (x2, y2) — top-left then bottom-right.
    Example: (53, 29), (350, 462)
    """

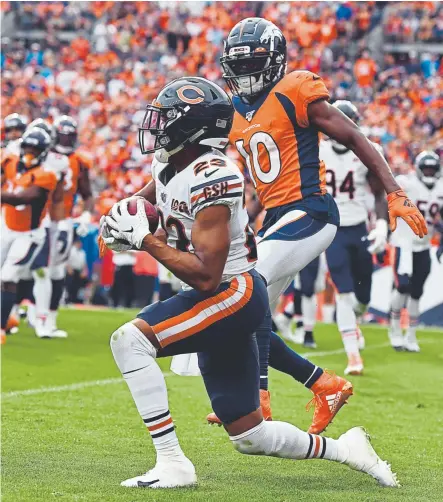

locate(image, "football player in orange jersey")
(205, 17), (427, 433)
(1, 128), (64, 340)
(2, 114), (28, 147)
(43, 115), (94, 336)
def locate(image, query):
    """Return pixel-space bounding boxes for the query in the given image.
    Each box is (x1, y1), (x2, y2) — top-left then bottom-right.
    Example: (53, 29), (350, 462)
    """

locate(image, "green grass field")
(2, 309), (443, 502)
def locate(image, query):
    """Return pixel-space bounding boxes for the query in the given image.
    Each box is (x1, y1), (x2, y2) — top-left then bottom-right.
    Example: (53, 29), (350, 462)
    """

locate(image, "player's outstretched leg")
(228, 418), (399, 488)
(110, 321), (196, 488)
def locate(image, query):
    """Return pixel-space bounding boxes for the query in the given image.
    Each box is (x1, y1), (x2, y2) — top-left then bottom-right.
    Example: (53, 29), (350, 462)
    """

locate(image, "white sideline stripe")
(2, 339), (439, 400)
(2, 372), (173, 399)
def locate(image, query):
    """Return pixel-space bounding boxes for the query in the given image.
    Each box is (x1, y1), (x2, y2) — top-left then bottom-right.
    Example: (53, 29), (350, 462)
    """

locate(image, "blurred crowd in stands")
(1, 1), (442, 306)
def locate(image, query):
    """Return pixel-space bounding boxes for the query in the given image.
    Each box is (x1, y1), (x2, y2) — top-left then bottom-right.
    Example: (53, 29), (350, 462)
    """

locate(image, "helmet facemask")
(417, 165), (441, 188)
(221, 50), (285, 100)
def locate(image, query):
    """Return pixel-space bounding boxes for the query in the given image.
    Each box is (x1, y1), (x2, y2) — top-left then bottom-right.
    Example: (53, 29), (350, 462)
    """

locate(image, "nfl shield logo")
(246, 110), (255, 122)
(161, 192), (167, 203)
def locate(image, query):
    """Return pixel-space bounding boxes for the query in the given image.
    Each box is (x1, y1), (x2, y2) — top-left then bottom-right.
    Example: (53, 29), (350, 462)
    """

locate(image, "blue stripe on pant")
(325, 222), (373, 305)
(137, 269), (268, 424)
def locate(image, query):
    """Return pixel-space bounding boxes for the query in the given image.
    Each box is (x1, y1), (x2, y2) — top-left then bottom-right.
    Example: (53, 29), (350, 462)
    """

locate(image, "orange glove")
(387, 190), (428, 238)
(98, 234), (107, 258)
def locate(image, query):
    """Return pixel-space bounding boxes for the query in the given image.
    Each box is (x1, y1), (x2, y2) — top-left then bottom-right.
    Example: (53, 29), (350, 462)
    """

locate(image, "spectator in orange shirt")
(354, 50), (378, 87)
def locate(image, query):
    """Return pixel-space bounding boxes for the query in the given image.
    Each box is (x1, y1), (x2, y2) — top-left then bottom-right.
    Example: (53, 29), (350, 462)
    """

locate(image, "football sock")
(407, 297), (419, 336)
(302, 295), (316, 334)
(50, 279), (65, 311)
(293, 289), (302, 316)
(32, 269), (52, 321)
(283, 300), (294, 319)
(269, 331), (323, 388)
(111, 322), (185, 464)
(255, 308), (272, 391)
(336, 293), (359, 356)
(390, 290), (407, 332)
(230, 420), (348, 462)
(1, 289), (16, 330)
(322, 303), (335, 324)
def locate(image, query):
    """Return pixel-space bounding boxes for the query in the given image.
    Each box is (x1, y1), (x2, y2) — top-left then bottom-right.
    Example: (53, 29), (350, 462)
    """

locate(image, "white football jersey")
(153, 149), (256, 290)
(390, 173), (443, 251)
(320, 140), (381, 226)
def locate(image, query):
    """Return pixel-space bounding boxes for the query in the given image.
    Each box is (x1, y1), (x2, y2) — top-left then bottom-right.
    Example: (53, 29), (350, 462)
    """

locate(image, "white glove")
(76, 211), (91, 237)
(367, 219), (388, 254)
(105, 198), (151, 249)
(100, 215), (133, 253)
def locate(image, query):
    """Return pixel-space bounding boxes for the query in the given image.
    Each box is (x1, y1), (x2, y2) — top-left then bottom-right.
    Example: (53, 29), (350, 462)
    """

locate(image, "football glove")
(367, 219), (388, 254)
(387, 190), (427, 238)
(99, 215), (132, 256)
(76, 211), (91, 237)
(105, 198), (151, 249)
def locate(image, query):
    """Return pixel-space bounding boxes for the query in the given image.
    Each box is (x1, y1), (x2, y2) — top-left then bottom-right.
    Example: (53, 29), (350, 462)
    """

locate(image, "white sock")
(336, 293), (359, 356)
(322, 303), (335, 324)
(302, 295), (316, 332)
(407, 297), (419, 338)
(390, 290), (407, 332)
(27, 303), (36, 326)
(110, 323), (186, 464)
(230, 421), (348, 462)
(283, 300), (294, 317)
(32, 269), (51, 320)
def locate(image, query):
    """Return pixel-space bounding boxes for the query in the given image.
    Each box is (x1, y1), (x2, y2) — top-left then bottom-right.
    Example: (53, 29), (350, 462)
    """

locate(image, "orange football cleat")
(207, 389), (272, 425)
(307, 370), (353, 435)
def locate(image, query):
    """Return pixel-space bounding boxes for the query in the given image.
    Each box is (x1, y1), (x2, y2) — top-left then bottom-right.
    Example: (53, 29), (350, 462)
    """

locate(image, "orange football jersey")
(229, 71), (329, 210)
(63, 151), (92, 218)
(2, 157), (58, 231)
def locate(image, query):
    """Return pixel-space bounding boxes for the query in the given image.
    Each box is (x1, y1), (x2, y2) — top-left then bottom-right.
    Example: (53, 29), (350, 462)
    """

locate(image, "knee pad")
(230, 421), (268, 455)
(110, 322), (156, 374)
(336, 292), (357, 308)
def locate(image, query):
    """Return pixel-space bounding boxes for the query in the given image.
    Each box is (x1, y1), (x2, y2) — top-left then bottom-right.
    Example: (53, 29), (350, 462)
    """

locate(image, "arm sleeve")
(190, 166), (244, 218)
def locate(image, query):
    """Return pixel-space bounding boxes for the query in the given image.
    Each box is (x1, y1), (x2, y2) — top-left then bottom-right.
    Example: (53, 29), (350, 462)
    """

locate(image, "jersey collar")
(232, 82), (277, 120)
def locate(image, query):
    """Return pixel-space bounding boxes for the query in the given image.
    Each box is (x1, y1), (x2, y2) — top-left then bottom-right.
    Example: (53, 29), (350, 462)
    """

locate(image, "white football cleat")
(34, 318), (52, 339)
(50, 329), (68, 339)
(338, 427), (400, 487)
(274, 313), (293, 341)
(403, 331), (420, 352)
(344, 353), (364, 376)
(388, 329), (404, 351)
(121, 458), (196, 488)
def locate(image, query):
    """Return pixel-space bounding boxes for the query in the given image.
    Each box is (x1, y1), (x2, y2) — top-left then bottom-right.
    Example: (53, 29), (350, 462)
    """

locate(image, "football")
(127, 198), (159, 234)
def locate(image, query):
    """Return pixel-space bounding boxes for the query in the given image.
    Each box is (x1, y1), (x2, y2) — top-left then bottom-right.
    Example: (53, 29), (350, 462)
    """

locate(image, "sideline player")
(205, 17), (426, 425)
(321, 100), (389, 375)
(1, 128), (62, 339)
(46, 115), (94, 336)
(389, 151), (442, 352)
(100, 77), (399, 489)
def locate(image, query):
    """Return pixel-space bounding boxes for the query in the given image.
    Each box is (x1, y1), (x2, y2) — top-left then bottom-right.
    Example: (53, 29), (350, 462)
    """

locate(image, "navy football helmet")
(19, 127), (52, 170)
(4, 113), (28, 134)
(331, 100), (360, 153)
(415, 150), (440, 188)
(27, 118), (53, 138)
(220, 18), (287, 101)
(139, 77), (233, 162)
(53, 115), (78, 155)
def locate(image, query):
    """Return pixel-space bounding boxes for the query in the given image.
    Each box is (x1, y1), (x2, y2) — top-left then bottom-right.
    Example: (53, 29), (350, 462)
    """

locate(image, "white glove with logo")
(105, 197), (151, 250)
(367, 219), (388, 254)
(76, 211), (92, 237)
(100, 215), (132, 253)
